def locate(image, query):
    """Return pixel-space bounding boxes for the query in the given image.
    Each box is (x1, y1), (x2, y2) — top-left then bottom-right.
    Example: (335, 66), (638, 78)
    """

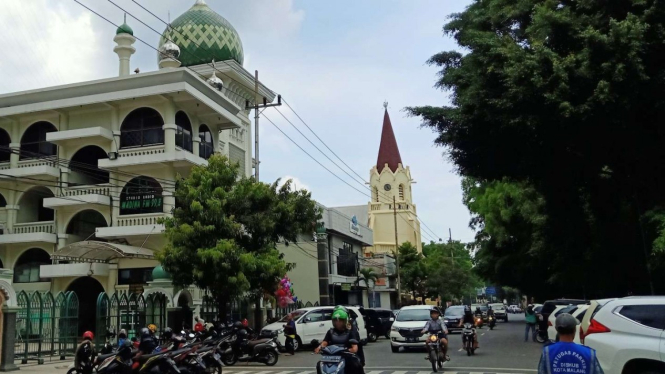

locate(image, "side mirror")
(389, 318), (394, 322)
(304, 317), (312, 322)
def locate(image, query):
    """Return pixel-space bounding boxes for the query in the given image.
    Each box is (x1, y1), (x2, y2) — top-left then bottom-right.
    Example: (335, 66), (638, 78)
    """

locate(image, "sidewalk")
(8, 359), (73, 373)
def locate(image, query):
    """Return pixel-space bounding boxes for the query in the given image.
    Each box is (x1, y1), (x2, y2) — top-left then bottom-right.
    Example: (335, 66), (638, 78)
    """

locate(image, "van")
(261, 306), (366, 351)
(390, 305), (443, 353)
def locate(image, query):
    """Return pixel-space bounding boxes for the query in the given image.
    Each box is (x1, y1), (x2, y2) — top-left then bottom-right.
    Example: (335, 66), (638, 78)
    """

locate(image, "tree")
(398, 242), (428, 302)
(422, 241), (480, 302)
(407, 0), (665, 297)
(356, 267), (380, 307)
(158, 155), (321, 318)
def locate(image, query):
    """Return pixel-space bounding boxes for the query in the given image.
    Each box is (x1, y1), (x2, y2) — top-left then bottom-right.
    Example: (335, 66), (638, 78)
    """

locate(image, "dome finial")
(195, 0), (206, 5)
(207, 60), (224, 90)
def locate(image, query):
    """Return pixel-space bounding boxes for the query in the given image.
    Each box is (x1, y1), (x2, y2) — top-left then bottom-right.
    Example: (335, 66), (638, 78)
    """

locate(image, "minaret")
(113, 15), (136, 77)
(367, 102), (422, 253)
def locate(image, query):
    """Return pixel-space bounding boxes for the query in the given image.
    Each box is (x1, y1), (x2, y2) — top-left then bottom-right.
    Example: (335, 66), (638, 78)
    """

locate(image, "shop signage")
(120, 193), (163, 215)
(341, 283), (352, 291)
(349, 215), (360, 235)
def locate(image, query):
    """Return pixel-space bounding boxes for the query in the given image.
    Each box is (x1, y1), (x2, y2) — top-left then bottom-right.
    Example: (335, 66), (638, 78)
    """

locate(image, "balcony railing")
(120, 128), (164, 149)
(117, 213), (166, 227)
(63, 184), (112, 197)
(17, 157), (59, 168)
(13, 221), (55, 234)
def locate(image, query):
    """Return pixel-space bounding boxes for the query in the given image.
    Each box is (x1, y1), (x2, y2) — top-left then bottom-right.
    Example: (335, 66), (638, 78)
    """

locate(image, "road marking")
(481, 333), (486, 336)
(274, 371), (293, 374)
(366, 371), (385, 374)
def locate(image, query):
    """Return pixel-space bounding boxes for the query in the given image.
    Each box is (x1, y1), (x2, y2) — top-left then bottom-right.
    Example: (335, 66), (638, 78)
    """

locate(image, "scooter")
(474, 315), (484, 328)
(462, 323), (476, 356)
(488, 316), (496, 330)
(222, 335), (279, 366)
(317, 345), (361, 374)
(425, 334), (444, 372)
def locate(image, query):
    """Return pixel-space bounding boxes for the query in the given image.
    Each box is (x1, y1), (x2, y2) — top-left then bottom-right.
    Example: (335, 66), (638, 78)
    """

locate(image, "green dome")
(152, 265), (170, 281)
(116, 22), (133, 36)
(157, 0), (244, 66)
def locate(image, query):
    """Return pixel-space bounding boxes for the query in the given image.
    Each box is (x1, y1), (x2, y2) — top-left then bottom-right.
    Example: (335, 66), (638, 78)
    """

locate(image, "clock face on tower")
(384, 184), (392, 191)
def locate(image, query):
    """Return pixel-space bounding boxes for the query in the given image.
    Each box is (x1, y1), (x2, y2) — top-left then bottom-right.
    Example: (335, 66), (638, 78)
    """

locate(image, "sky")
(0, 0), (475, 243)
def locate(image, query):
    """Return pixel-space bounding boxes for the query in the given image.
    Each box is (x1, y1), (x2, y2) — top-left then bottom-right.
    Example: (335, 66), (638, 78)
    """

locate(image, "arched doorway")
(67, 277), (105, 336)
(66, 210), (108, 244)
(175, 111), (193, 152)
(13, 248), (50, 283)
(174, 292), (193, 331)
(199, 125), (213, 159)
(0, 128), (11, 163)
(120, 108), (164, 148)
(69, 146), (109, 185)
(120, 177), (163, 215)
(17, 186), (54, 223)
(20, 121), (57, 159)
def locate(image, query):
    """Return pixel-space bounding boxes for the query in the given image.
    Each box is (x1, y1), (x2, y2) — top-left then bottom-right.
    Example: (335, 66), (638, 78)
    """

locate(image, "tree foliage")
(158, 155), (321, 317)
(398, 242), (428, 300)
(408, 0), (665, 298)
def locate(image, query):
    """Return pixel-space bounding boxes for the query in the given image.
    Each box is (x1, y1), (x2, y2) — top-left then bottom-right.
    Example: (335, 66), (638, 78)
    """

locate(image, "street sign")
(486, 287), (496, 295)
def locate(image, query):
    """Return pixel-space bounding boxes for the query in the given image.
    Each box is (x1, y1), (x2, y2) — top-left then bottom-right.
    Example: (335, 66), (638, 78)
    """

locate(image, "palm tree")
(356, 268), (380, 307)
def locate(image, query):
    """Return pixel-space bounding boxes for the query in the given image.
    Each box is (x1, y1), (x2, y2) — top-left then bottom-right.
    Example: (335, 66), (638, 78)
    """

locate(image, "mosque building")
(0, 0), (273, 335)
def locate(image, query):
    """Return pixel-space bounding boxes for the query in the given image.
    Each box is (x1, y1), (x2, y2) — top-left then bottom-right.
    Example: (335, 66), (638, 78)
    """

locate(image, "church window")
(373, 187), (379, 202)
(399, 184), (404, 200)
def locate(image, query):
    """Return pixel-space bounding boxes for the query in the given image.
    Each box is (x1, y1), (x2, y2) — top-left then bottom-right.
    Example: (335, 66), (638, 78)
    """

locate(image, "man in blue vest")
(538, 313), (604, 374)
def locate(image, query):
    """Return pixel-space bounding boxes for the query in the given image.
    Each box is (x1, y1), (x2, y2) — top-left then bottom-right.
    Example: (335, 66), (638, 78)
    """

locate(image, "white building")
(0, 0), (274, 335)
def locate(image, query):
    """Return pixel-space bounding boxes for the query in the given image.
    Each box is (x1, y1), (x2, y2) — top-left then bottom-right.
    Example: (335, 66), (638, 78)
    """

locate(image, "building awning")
(51, 241), (154, 263)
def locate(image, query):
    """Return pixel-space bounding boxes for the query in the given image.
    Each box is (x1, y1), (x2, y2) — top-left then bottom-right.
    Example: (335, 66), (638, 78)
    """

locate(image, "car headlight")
(270, 341), (277, 347)
(443, 320), (449, 323)
(390, 326), (397, 332)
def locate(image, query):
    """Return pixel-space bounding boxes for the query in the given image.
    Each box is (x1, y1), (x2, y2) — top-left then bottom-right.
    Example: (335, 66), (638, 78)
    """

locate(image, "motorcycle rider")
(117, 329), (128, 349)
(314, 309), (363, 374)
(474, 306), (483, 318)
(458, 306), (479, 349)
(74, 331), (96, 374)
(138, 327), (158, 354)
(487, 306), (496, 325)
(421, 308), (449, 361)
(333, 305), (364, 366)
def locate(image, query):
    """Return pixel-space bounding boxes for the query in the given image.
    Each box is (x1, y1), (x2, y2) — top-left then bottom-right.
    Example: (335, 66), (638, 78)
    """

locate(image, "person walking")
(283, 313), (297, 355)
(538, 314), (604, 374)
(525, 304), (537, 342)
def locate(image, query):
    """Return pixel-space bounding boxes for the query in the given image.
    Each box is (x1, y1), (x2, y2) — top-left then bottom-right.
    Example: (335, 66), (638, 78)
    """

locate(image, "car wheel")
(385, 332), (391, 339)
(391, 345), (399, 353)
(293, 336), (302, 351)
(368, 332), (378, 343)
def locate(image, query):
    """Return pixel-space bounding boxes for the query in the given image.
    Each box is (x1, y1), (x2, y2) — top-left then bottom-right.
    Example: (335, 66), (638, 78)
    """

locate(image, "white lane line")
(273, 371), (293, 374)
(391, 371), (408, 374)
(443, 367), (538, 372)
(481, 333), (486, 336)
(416, 371), (432, 374)
(366, 371), (385, 374)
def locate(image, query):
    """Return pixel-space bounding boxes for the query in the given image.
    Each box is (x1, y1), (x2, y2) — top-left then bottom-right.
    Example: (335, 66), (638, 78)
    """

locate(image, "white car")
(582, 296), (665, 374)
(488, 303), (508, 322)
(546, 304), (590, 342)
(261, 306), (367, 351)
(390, 305), (443, 353)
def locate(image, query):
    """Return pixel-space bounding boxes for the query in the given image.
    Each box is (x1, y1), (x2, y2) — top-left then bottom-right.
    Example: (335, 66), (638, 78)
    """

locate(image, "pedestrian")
(283, 313), (297, 355)
(538, 313), (604, 374)
(525, 304), (537, 342)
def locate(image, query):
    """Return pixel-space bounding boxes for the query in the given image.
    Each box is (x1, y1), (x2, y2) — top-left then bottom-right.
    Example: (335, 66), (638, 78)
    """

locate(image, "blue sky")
(0, 0), (475, 243)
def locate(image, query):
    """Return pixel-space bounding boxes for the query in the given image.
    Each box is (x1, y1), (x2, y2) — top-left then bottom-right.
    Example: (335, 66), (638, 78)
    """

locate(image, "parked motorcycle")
(425, 334), (443, 372)
(222, 334), (279, 366)
(488, 316), (496, 330)
(94, 340), (134, 374)
(316, 345), (360, 374)
(462, 323), (476, 356)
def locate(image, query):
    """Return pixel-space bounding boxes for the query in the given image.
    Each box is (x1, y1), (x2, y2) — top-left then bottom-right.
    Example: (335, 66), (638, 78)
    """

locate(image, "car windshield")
(490, 304), (504, 310)
(479, 306), (488, 312)
(396, 309), (432, 321)
(444, 307), (465, 317)
(278, 309), (308, 322)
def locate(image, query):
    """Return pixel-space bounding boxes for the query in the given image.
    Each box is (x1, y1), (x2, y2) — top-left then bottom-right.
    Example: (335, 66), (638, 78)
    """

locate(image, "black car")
(443, 305), (466, 333)
(362, 308), (395, 342)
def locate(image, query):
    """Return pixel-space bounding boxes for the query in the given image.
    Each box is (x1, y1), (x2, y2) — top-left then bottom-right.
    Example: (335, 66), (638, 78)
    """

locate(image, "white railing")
(13, 221), (55, 234)
(17, 158), (58, 168)
(0, 162), (10, 171)
(63, 184), (112, 197)
(118, 145), (166, 158)
(370, 203), (382, 211)
(117, 213), (168, 227)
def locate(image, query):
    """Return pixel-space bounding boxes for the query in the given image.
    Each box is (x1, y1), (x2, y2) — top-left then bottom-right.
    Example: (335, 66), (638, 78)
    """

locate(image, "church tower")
(367, 104), (422, 254)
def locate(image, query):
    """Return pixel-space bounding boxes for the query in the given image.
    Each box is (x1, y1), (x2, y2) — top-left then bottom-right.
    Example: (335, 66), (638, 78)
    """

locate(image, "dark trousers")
(285, 336), (295, 354)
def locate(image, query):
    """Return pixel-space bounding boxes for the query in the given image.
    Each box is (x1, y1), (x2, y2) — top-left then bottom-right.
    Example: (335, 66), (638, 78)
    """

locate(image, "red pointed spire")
(376, 108), (403, 172)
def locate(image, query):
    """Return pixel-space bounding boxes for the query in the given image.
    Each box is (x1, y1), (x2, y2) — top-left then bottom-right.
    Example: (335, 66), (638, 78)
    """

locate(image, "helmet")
(163, 327), (173, 340)
(83, 331), (94, 340)
(237, 329), (248, 339)
(555, 313), (577, 335)
(118, 329), (127, 339)
(242, 318), (248, 327)
(233, 321), (243, 329)
(140, 327), (150, 339)
(332, 309), (348, 321)
(464, 305), (471, 312)
(194, 324), (204, 332)
(430, 308), (440, 315)
(148, 324), (157, 333)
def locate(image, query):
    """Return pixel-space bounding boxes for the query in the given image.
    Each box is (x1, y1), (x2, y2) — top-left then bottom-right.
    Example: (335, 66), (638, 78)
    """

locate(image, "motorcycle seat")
(96, 352), (116, 361)
(197, 346), (214, 353)
(137, 352), (165, 362)
(247, 338), (270, 347)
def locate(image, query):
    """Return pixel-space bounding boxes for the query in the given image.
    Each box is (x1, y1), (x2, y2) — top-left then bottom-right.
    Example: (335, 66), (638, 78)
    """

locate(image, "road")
(223, 314), (542, 374)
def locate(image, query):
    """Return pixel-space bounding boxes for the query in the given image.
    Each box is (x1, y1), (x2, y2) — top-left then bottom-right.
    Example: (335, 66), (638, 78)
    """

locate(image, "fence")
(15, 291), (79, 363)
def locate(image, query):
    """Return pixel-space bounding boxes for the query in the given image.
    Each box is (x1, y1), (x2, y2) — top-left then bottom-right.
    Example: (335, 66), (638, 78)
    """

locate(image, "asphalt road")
(221, 313), (543, 374)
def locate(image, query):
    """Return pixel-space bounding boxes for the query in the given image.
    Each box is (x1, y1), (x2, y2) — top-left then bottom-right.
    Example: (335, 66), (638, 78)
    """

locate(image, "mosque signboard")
(119, 193), (163, 215)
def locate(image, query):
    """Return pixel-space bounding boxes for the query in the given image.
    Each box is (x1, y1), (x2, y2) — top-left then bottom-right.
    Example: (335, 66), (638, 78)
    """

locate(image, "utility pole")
(393, 196), (401, 307)
(449, 228), (454, 267)
(245, 70), (282, 181)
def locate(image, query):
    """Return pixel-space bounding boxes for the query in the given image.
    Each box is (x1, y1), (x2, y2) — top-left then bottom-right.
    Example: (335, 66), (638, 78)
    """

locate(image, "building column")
(8, 144), (19, 169)
(4, 205), (17, 235)
(163, 100), (177, 152)
(0, 307), (18, 371)
(107, 264), (118, 293)
(317, 226), (330, 306)
(163, 191), (174, 214)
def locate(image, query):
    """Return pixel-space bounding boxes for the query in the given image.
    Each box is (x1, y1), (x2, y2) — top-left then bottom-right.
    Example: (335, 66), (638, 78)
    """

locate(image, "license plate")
(406, 337), (418, 343)
(322, 356), (342, 362)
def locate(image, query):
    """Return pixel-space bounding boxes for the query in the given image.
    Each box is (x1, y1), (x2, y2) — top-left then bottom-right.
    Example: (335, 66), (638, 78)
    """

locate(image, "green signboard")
(120, 193), (163, 215)
(341, 283), (352, 291)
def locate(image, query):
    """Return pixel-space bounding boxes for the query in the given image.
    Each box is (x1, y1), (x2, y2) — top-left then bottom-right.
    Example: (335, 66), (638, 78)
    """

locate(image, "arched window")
(20, 121), (57, 159)
(0, 193), (6, 208)
(120, 176), (163, 215)
(175, 111), (193, 152)
(399, 184), (404, 200)
(373, 187), (379, 203)
(120, 108), (164, 148)
(17, 186), (54, 222)
(199, 124), (214, 160)
(70, 146), (109, 185)
(66, 209), (108, 243)
(0, 128), (11, 162)
(13, 248), (51, 283)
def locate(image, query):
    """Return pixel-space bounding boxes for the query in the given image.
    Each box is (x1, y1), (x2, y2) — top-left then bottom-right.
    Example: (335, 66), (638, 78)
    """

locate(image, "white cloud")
(277, 175), (310, 192)
(0, 1), (108, 93)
